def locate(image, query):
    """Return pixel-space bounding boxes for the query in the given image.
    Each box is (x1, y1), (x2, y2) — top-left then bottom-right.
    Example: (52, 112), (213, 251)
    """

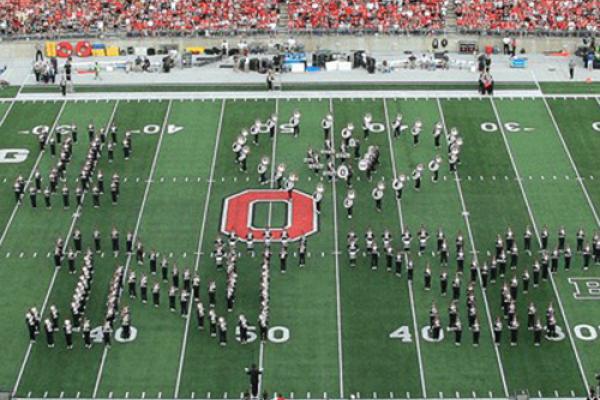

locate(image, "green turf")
(20, 81), (538, 94)
(0, 95), (599, 400)
(540, 82), (600, 94)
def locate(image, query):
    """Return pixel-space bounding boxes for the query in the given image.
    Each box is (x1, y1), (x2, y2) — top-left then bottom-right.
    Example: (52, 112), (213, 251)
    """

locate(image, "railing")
(0, 26), (597, 42)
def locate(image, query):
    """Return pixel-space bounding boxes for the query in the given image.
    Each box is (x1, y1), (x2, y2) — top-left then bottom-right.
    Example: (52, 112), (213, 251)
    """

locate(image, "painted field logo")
(221, 189), (318, 241)
(568, 277), (600, 300)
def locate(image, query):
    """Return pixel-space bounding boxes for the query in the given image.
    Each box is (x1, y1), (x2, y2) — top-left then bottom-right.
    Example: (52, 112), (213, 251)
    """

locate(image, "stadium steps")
(279, 2), (289, 28)
(445, 1), (458, 30)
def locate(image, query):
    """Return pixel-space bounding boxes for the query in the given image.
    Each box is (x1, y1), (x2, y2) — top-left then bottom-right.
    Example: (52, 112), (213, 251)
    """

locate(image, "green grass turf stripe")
(21, 81), (538, 94)
(259, 99), (341, 398)
(0, 86), (20, 98)
(331, 99), (423, 397)
(540, 82), (600, 95)
(543, 98), (600, 387)
(93, 100), (222, 397)
(387, 98), (506, 396)
(492, 97), (592, 393)
(0, 100), (67, 391)
(177, 99), (276, 397)
(15, 100), (167, 398)
(441, 98), (586, 396)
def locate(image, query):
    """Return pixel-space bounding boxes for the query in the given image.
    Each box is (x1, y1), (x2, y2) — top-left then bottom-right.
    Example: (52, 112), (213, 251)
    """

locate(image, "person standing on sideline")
(245, 364), (263, 399)
(94, 62), (101, 80)
(569, 58), (576, 80)
(60, 75), (67, 96)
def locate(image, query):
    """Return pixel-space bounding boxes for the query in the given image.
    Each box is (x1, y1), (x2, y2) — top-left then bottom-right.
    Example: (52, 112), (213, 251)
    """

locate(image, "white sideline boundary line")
(93, 100), (173, 398)
(12, 100), (119, 397)
(382, 98), (427, 398)
(173, 99), (225, 398)
(0, 101), (66, 248)
(329, 98), (345, 399)
(15, 91), (600, 103)
(489, 97), (589, 393)
(436, 98), (510, 398)
(13, 396), (583, 400)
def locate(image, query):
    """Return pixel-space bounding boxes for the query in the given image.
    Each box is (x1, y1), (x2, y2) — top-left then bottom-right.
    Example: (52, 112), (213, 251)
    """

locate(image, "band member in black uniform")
(218, 317), (227, 346)
(196, 302), (205, 330)
(246, 364), (263, 399)
(82, 319), (92, 349)
(493, 317), (502, 346)
(64, 320), (73, 349)
(169, 286), (177, 312)
(140, 274), (148, 303)
(43, 187), (51, 209)
(44, 319), (55, 348)
(152, 283), (160, 307)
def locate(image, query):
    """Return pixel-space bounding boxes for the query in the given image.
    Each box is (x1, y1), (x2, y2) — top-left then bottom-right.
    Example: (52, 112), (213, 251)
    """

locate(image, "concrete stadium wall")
(0, 34), (592, 59)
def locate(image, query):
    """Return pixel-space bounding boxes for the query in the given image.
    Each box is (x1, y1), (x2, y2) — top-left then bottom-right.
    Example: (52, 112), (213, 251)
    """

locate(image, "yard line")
(0, 100), (66, 249)
(489, 97), (589, 393)
(540, 96), (600, 226)
(436, 98), (509, 397)
(11, 100), (119, 397)
(93, 99), (173, 398)
(258, 98), (279, 397)
(382, 98), (427, 398)
(329, 98), (345, 398)
(173, 99), (225, 398)
(0, 99), (15, 127)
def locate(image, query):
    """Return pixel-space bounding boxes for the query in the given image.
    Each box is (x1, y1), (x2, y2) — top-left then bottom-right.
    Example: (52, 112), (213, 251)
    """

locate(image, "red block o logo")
(221, 189), (318, 241)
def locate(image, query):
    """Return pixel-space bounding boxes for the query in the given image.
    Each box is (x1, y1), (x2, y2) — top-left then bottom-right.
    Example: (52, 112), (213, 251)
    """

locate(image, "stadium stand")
(286, 0), (447, 32)
(455, 0), (600, 32)
(0, 0), (597, 35)
(0, 0), (280, 35)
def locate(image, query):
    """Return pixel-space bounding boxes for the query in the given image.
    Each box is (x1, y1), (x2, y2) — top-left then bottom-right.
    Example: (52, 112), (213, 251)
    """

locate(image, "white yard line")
(0, 99), (15, 127)
(12, 100), (120, 397)
(382, 98), (427, 398)
(436, 99), (510, 398)
(17, 73), (33, 97)
(540, 90), (600, 226)
(489, 97), (589, 393)
(93, 99), (173, 398)
(173, 99), (225, 398)
(257, 98), (279, 397)
(0, 100), (67, 248)
(329, 98), (345, 399)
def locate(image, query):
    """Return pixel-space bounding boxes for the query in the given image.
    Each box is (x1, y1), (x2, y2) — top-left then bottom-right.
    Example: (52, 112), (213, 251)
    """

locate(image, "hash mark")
(125, 392), (129, 399)
(142, 393), (146, 399)
(5, 252), (9, 258)
(455, 392), (460, 399)
(76, 392), (80, 399)
(108, 393), (113, 399)
(537, 391), (542, 398)
(565, 175), (570, 180)
(554, 391), (559, 398)
(43, 392), (47, 399)
(158, 392), (162, 399)
(27, 392), (31, 398)
(439, 392), (443, 399)
(224, 392), (228, 399)
(207, 392), (211, 399)
(488, 391), (493, 398)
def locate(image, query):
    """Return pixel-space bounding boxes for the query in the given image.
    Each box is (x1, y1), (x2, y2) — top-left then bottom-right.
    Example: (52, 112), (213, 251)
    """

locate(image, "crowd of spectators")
(287, 0), (447, 32)
(0, 0), (279, 35)
(455, 0), (600, 32)
(0, 0), (598, 35)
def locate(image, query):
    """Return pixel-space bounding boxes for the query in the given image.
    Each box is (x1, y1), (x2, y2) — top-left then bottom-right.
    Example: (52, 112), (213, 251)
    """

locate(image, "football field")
(1, 92), (600, 400)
